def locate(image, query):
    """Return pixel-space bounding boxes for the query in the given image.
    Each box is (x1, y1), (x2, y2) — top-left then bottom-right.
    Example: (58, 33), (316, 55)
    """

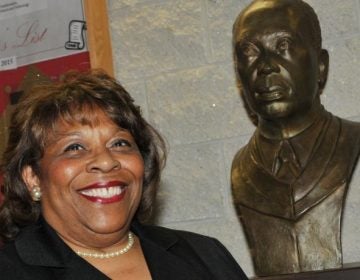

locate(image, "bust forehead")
(240, 0), (307, 14)
(234, 0), (310, 42)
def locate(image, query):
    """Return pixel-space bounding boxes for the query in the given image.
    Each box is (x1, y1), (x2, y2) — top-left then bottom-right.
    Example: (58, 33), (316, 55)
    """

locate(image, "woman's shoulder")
(0, 242), (25, 278)
(0, 241), (18, 260)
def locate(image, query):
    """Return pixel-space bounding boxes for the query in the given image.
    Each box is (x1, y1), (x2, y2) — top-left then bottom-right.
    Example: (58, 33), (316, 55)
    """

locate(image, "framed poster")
(0, 0), (113, 189)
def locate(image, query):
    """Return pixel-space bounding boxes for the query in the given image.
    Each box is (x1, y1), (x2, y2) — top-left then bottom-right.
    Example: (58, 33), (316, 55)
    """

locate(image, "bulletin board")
(0, 0), (113, 187)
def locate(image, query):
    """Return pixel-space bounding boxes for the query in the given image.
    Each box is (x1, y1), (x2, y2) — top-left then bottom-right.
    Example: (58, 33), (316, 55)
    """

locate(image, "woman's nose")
(86, 149), (121, 173)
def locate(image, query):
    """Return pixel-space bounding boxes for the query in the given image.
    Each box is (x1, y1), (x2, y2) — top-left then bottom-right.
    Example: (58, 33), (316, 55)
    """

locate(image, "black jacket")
(0, 219), (248, 279)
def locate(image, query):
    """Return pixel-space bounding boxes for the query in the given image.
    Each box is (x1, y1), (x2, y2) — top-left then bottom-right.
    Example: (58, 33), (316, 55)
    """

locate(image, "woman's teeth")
(80, 186), (124, 198)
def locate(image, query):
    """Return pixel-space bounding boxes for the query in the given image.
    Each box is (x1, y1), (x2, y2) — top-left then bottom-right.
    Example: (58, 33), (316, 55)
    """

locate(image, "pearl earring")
(31, 186), (42, 201)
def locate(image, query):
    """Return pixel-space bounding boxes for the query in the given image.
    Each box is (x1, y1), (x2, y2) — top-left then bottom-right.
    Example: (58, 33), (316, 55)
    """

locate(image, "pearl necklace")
(76, 232), (135, 259)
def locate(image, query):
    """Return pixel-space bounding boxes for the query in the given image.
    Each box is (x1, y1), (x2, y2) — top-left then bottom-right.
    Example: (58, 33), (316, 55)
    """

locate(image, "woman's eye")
(64, 143), (84, 152)
(113, 139), (131, 148)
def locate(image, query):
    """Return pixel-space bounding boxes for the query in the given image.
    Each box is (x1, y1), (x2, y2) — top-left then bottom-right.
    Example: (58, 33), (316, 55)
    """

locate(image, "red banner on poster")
(0, 52), (90, 116)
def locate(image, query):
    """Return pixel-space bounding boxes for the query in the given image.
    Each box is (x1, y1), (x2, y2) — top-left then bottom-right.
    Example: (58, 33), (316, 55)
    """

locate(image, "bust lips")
(254, 85), (286, 102)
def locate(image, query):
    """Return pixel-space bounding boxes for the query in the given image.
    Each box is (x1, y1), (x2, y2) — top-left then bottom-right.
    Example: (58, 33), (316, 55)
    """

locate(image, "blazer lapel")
(294, 116), (360, 216)
(232, 135), (294, 219)
(132, 222), (214, 280)
(15, 220), (109, 280)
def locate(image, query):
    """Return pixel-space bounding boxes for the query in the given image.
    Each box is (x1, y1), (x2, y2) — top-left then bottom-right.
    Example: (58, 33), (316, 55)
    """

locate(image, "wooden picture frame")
(83, 0), (114, 76)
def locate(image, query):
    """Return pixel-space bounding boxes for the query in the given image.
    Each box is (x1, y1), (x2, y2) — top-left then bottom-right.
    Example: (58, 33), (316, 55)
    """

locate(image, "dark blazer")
(0, 219), (248, 279)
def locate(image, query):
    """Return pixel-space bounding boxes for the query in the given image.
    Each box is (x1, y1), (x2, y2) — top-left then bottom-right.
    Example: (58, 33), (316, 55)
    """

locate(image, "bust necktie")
(272, 139), (301, 183)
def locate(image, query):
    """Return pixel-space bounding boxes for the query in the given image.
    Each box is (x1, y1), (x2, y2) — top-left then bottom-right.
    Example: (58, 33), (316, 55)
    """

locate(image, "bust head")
(233, 0), (329, 135)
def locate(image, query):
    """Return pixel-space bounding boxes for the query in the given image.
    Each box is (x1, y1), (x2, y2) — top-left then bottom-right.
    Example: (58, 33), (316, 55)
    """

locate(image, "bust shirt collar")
(256, 109), (330, 172)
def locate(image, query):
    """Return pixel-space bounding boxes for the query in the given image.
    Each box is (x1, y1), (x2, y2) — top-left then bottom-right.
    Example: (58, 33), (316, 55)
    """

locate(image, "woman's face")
(23, 109), (144, 246)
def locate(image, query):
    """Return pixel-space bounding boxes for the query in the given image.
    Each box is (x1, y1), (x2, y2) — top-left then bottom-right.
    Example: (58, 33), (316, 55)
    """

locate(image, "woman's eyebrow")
(45, 131), (83, 146)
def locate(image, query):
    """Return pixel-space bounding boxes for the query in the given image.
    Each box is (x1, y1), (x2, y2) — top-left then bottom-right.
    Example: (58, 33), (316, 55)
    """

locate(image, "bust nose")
(257, 53), (280, 75)
(86, 149), (121, 173)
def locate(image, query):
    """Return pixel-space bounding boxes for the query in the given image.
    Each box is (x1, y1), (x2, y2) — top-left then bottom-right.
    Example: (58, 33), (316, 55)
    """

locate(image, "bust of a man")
(231, 0), (360, 276)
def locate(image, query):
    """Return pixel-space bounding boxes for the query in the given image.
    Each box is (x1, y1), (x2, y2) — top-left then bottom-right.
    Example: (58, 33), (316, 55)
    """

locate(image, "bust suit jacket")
(231, 112), (360, 275)
(0, 218), (248, 280)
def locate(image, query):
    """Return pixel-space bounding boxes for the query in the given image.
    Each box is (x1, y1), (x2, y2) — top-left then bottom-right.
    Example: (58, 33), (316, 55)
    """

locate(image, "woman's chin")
(83, 217), (131, 235)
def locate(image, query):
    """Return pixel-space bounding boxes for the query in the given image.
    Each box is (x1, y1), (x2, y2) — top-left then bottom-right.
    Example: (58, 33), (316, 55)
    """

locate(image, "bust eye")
(240, 43), (259, 57)
(277, 38), (292, 52)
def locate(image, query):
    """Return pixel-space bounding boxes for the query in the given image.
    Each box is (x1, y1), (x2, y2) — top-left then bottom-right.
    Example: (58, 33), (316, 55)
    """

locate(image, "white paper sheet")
(0, 0), (87, 68)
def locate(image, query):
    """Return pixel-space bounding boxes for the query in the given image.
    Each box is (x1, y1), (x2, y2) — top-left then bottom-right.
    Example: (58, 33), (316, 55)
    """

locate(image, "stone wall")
(107, 0), (360, 276)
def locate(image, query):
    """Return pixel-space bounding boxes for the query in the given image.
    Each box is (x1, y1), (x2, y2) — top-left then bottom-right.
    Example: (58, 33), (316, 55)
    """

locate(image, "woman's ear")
(22, 166), (40, 192)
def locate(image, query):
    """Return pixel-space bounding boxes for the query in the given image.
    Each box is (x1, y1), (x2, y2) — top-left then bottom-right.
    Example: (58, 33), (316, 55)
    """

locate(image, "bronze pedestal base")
(253, 263), (360, 280)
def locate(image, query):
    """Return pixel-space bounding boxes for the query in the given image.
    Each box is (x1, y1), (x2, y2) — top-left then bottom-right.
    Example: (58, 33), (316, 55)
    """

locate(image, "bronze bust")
(231, 0), (360, 276)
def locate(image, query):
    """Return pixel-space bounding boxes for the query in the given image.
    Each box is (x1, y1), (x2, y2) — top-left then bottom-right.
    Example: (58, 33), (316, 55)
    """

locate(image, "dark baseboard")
(252, 263), (360, 280)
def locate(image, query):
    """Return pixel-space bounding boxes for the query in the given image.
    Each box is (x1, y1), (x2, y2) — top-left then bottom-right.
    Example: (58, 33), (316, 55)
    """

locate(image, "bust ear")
(233, 48), (241, 80)
(318, 49), (329, 92)
(22, 165), (40, 192)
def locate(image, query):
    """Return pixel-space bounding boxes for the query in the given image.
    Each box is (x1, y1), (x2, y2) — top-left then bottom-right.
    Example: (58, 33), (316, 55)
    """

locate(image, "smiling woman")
(0, 70), (248, 280)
